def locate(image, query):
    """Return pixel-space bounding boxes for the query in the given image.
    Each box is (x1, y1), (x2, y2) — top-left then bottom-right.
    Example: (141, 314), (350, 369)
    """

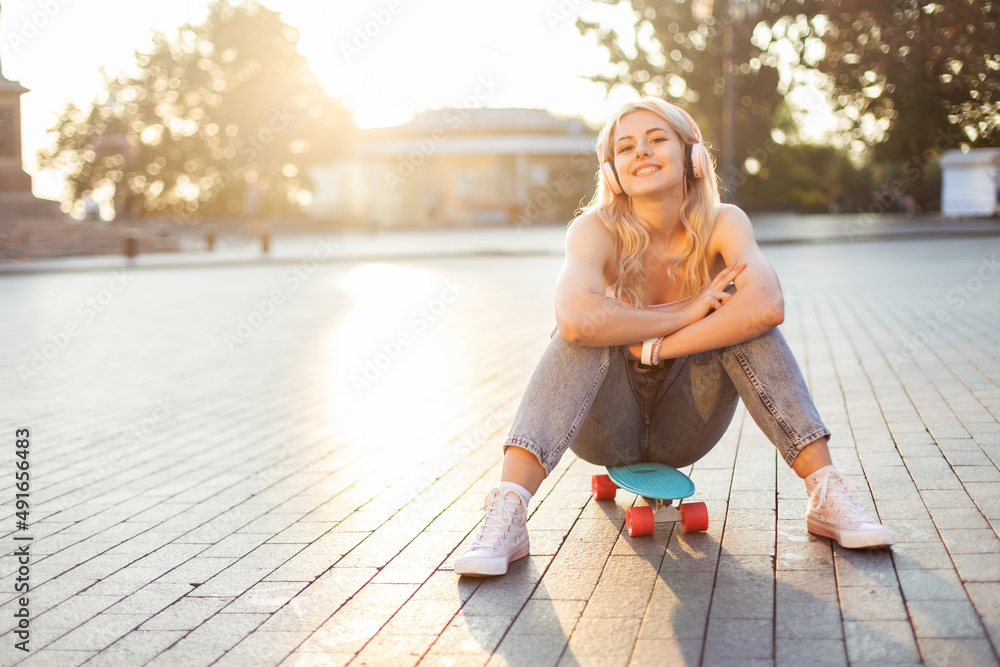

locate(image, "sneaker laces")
(809, 469), (875, 527)
(469, 489), (519, 549)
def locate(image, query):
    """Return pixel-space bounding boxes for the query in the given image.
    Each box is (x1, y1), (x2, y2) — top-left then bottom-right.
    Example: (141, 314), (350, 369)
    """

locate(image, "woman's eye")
(617, 145), (633, 154)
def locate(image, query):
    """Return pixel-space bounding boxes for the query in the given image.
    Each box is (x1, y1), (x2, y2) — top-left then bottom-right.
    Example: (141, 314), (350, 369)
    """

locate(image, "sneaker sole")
(807, 519), (894, 549)
(453, 541), (530, 577)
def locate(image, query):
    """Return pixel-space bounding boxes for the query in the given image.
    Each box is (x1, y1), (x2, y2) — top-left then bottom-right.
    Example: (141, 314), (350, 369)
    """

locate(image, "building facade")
(309, 108), (600, 228)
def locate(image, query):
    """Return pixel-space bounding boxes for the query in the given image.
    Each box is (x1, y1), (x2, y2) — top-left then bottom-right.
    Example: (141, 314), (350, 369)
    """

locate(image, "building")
(309, 108), (600, 228)
(940, 148), (1000, 217)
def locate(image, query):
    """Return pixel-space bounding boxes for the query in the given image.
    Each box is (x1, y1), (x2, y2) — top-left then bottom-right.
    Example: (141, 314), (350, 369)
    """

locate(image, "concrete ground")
(0, 223), (998, 666)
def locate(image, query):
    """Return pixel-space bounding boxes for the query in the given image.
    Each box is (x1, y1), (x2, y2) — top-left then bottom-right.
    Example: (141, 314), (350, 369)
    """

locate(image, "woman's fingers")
(698, 263), (747, 307)
(707, 290), (731, 309)
(710, 262), (745, 290)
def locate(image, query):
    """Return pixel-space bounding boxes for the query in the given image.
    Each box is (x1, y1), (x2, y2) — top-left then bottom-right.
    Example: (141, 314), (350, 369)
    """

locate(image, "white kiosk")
(940, 148), (1000, 217)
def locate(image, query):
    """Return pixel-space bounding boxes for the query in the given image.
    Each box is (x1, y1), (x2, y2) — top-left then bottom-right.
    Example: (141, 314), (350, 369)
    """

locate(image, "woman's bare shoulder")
(566, 211), (616, 249)
(708, 204), (757, 254)
(699, 205), (759, 272)
(564, 211), (617, 280)
(713, 204), (753, 231)
(568, 210), (612, 235)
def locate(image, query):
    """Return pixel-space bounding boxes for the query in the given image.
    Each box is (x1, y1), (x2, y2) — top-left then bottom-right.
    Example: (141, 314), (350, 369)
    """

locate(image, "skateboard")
(591, 462), (709, 537)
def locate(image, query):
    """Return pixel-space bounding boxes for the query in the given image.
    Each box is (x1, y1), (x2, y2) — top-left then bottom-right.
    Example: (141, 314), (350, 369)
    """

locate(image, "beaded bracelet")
(651, 337), (664, 365)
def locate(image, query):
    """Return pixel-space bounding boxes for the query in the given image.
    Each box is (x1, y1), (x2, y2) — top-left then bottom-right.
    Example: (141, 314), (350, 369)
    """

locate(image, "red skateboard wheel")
(591, 474), (617, 500)
(680, 501), (708, 533)
(626, 505), (655, 537)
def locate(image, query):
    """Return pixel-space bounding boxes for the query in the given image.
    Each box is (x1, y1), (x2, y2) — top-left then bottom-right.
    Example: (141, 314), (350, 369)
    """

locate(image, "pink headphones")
(600, 104), (708, 196)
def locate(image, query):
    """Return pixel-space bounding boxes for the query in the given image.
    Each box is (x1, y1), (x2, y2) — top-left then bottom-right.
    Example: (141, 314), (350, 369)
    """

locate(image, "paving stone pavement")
(0, 232), (998, 666)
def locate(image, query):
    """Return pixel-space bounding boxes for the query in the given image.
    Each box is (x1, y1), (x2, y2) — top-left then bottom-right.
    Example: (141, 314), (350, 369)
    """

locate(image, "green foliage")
(578, 0), (998, 211)
(577, 1), (788, 185)
(37, 0), (353, 221)
(736, 142), (941, 214)
(738, 143), (858, 212)
(791, 0), (1000, 160)
(773, 0), (998, 212)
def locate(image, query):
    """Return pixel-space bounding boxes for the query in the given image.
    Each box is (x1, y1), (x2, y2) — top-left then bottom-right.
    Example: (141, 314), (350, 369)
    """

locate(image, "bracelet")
(651, 337), (664, 364)
(640, 338), (654, 365)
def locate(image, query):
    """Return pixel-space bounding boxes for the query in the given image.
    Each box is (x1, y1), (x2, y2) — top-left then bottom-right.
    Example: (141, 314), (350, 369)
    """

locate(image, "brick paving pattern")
(0, 233), (998, 666)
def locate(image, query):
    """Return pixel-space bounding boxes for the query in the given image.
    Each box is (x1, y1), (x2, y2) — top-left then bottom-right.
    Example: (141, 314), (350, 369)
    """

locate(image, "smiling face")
(611, 110), (687, 198)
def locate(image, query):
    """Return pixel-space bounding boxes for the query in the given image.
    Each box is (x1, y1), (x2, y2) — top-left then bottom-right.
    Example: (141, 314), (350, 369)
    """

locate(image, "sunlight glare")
(324, 263), (470, 455)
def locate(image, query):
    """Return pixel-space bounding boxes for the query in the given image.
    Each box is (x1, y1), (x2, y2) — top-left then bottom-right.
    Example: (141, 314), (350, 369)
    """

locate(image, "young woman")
(453, 97), (893, 577)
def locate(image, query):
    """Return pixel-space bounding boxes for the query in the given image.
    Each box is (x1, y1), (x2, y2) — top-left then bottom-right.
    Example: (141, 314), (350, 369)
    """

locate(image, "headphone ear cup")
(672, 104), (708, 180)
(600, 161), (623, 195)
(689, 141), (707, 179)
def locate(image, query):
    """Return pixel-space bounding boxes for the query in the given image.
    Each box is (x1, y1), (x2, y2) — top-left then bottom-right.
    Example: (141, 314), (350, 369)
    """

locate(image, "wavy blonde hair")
(578, 97), (721, 308)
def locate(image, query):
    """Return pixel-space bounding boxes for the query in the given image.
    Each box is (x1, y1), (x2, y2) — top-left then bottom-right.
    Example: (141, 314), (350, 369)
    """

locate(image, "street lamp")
(691, 0), (760, 204)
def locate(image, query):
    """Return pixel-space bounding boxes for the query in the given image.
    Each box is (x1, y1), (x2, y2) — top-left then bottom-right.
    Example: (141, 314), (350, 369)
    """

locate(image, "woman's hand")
(680, 261), (746, 326)
(625, 262), (746, 358)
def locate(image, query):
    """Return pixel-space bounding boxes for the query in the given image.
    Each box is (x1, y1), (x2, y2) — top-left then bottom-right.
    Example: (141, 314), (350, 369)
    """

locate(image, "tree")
(790, 0), (1000, 162)
(739, 143), (868, 212)
(576, 0), (790, 201)
(578, 1), (999, 212)
(37, 0), (353, 221)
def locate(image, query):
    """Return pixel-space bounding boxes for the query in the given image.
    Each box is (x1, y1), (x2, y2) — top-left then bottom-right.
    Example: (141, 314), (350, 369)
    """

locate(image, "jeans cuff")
(784, 427), (832, 467)
(503, 436), (553, 477)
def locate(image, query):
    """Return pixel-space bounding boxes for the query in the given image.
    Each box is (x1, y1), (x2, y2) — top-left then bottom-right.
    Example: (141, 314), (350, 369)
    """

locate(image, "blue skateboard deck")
(606, 462), (695, 500)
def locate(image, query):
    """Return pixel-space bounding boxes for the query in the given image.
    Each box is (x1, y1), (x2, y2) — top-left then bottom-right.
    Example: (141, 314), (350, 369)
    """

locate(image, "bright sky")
(0, 0), (834, 200)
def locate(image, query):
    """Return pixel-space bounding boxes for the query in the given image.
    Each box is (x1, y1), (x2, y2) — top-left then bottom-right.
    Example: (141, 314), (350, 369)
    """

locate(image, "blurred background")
(0, 0), (997, 258)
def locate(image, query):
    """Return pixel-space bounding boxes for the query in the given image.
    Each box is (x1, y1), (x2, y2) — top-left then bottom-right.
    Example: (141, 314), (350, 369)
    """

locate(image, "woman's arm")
(656, 205), (784, 358)
(554, 213), (697, 347)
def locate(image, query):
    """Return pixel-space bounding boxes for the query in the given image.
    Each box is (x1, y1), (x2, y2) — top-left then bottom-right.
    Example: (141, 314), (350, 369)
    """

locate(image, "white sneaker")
(453, 488), (530, 576)
(805, 466), (894, 549)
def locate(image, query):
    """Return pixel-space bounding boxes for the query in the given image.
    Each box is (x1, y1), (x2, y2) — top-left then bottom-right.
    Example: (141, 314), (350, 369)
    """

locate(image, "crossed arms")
(553, 204), (784, 358)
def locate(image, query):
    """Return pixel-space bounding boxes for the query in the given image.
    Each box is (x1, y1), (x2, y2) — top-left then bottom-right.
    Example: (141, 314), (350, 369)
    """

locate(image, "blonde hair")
(578, 97), (720, 308)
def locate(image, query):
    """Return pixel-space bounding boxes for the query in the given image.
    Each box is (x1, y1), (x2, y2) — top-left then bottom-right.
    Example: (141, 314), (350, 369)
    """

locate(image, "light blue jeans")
(504, 327), (830, 476)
